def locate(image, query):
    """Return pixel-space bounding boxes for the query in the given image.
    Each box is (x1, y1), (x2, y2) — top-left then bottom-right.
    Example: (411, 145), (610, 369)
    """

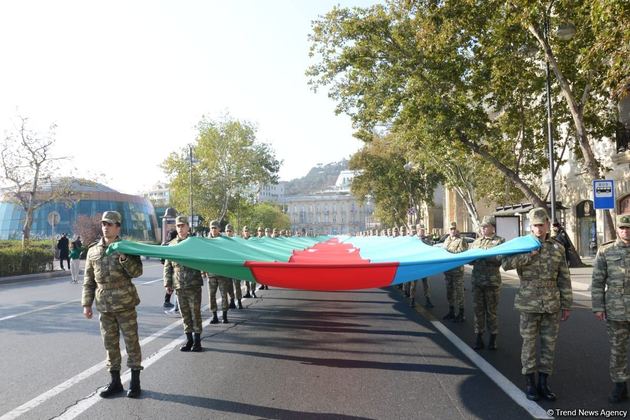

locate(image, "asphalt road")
(0, 260), (626, 419)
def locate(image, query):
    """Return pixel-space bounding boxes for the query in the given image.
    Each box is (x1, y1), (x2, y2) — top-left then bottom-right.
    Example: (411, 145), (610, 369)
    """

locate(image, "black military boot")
(180, 332), (193, 352)
(488, 334), (498, 350)
(473, 334), (484, 350)
(237, 299), (243, 309)
(258, 284), (265, 290)
(537, 372), (556, 401)
(99, 370), (124, 398)
(424, 297), (434, 309)
(244, 291), (252, 298)
(210, 311), (219, 324)
(229, 298), (236, 309)
(222, 311), (229, 323)
(409, 298), (415, 308)
(127, 370), (141, 398)
(453, 308), (465, 323)
(252, 290), (257, 298)
(525, 373), (539, 401)
(609, 382), (628, 403)
(443, 306), (455, 320)
(191, 333), (202, 352)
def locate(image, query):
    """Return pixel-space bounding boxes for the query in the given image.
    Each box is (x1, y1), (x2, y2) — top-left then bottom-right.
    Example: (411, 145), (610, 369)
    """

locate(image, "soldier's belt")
(528, 281), (557, 287)
(97, 280), (133, 289)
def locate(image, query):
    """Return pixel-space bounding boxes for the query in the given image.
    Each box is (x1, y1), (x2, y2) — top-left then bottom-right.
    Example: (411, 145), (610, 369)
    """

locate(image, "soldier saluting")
(82, 211), (144, 398)
(501, 207), (572, 401)
(591, 214), (630, 403)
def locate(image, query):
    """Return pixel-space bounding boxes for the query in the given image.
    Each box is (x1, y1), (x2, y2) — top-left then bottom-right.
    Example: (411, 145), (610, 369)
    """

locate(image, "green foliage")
(284, 160), (349, 195)
(307, 0), (625, 211)
(162, 116), (281, 225)
(0, 240), (54, 276)
(349, 134), (441, 227)
(234, 202), (291, 232)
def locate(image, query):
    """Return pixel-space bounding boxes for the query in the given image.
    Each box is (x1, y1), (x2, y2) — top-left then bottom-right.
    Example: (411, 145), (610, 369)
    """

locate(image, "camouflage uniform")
(163, 235), (203, 334)
(470, 234), (505, 334)
(444, 232), (468, 315)
(591, 236), (630, 383)
(501, 235), (572, 375)
(82, 237), (144, 372)
(405, 231), (433, 307)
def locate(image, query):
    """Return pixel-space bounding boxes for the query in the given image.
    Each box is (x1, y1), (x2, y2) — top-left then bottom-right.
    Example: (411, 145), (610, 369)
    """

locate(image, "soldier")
(501, 207), (572, 401)
(206, 220), (230, 324)
(241, 226), (257, 299)
(400, 226), (407, 236)
(256, 226), (264, 238)
(470, 216), (505, 350)
(264, 227), (272, 238)
(443, 222), (468, 322)
(591, 214), (630, 403)
(224, 224), (242, 309)
(82, 211), (144, 398)
(414, 224), (434, 308)
(164, 216), (204, 352)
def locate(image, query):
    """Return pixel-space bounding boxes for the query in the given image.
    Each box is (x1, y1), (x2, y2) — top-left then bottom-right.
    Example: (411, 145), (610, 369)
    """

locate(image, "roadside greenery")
(0, 240), (54, 276)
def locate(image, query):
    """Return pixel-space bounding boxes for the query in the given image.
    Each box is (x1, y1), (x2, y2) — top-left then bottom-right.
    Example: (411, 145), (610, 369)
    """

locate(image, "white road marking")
(0, 300), (80, 322)
(138, 278), (164, 285)
(0, 284), (247, 420)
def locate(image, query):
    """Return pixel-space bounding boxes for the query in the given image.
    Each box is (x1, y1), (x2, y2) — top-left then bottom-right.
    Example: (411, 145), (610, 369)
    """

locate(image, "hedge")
(0, 241), (55, 277)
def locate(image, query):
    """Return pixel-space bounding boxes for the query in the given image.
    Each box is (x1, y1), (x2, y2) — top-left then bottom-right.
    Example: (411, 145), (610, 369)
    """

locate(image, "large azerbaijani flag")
(107, 235), (540, 290)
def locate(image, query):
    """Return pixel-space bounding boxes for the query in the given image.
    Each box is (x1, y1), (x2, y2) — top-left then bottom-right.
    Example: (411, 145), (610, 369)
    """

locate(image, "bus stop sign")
(593, 180), (615, 209)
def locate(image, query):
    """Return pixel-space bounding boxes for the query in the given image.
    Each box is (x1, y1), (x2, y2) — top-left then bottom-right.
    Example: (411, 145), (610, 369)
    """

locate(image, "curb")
(0, 270), (69, 285)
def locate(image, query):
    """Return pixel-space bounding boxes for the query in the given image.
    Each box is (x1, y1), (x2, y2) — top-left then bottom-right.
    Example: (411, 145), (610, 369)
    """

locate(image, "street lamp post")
(543, 4), (576, 224)
(189, 144), (194, 229)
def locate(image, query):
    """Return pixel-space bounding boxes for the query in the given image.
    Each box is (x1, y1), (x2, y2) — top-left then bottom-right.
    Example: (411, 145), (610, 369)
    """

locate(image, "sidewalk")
(0, 263), (71, 285)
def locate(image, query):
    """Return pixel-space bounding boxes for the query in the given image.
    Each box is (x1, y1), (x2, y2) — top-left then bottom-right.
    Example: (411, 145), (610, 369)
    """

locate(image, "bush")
(0, 241), (54, 276)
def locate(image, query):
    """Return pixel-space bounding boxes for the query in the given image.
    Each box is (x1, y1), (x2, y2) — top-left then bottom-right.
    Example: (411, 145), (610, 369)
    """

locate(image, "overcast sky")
(0, 0), (379, 195)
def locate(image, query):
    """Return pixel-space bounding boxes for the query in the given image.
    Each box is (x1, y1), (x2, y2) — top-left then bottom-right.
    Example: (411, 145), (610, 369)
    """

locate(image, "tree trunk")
(527, 23), (616, 240)
(456, 131), (548, 209)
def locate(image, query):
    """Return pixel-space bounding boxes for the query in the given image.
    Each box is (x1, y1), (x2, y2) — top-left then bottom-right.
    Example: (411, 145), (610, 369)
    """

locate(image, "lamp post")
(543, 5), (575, 224)
(188, 144), (194, 229)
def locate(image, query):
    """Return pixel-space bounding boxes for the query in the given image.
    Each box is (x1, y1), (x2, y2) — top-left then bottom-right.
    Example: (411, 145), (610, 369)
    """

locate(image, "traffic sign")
(47, 211), (61, 226)
(593, 180), (615, 209)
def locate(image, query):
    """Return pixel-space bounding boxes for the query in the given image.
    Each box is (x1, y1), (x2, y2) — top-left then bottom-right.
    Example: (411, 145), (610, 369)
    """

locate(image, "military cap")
(209, 220), (220, 228)
(449, 222), (457, 229)
(528, 207), (549, 224)
(265, 227), (271, 233)
(225, 224), (234, 231)
(481, 215), (496, 227)
(175, 215), (189, 225)
(101, 211), (121, 224)
(617, 214), (630, 228)
(242, 225), (249, 231)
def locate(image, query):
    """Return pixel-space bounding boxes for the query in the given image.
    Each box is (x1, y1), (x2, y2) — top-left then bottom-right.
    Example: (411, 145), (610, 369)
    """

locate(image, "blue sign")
(593, 180), (615, 209)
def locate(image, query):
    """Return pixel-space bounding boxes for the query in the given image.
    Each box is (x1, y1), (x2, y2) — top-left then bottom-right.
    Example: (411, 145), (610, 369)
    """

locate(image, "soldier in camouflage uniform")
(501, 207), (572, 401)
(443, 222), (468, 322)
(405, 224), (434, 308)
(591, 214), (630, 403)
(82, 211), (144, 398)
(241, 226), (257, 299)
(206, 220), (230, 324)
(224, 224), (243, 309)
(164, 216), (204, 352)
(470, 216), (505, 350)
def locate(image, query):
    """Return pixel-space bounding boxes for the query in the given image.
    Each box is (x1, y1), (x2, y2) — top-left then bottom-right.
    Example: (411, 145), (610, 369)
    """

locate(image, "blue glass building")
(0, 179), (159, 242)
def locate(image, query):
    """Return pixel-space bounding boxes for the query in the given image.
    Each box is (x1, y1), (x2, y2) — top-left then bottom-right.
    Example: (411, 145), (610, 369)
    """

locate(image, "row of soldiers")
(81, 208), (630, 404)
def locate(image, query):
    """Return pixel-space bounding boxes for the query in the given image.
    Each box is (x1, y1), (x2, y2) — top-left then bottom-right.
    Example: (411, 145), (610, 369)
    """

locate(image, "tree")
(73, 214), (102, 247)
(162, 116), (281, 225)
(236, 202), (291, 232)
(307, 1), (626, 237)
(0, 115), (75, 247)
(349, 134), (441, 227)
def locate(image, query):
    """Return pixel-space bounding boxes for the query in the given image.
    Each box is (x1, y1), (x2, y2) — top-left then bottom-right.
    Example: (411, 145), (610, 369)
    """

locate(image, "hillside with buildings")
(284, 160), (349, 196)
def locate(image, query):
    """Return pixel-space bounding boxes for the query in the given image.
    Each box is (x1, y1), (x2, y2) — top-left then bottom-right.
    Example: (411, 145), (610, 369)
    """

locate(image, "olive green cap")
(481, 215), (496, 227)
(209, 220), (220, 228)
(617, 214), (630, 228)
(175, 215), (189, 225)
(528, 207), (549, 224)
(101, 211), (121, 224)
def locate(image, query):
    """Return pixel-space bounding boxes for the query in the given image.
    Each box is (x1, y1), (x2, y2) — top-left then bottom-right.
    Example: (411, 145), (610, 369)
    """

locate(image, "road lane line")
(0, 283), (250, 420)
(0, 300), (80, 322)
(138, 278), (163, 285)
